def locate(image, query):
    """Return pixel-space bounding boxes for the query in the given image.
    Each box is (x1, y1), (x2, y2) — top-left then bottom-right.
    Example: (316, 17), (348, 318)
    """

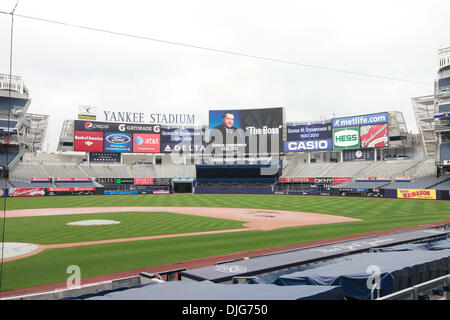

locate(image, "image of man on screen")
(212, 111), (238, 136)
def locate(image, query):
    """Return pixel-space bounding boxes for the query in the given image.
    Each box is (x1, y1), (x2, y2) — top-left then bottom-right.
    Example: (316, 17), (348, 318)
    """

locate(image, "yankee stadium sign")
(103, 110), (196, 125)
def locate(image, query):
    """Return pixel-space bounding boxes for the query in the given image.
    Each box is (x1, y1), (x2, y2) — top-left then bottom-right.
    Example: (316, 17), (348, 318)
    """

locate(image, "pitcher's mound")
(0, 242), (40, 259)
(66, 220), (120, 226)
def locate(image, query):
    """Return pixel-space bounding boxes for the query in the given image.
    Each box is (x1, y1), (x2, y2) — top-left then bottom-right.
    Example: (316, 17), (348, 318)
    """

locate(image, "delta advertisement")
(160, 127), (206, 154)
(397, 189), (437, 200)
(284, 122), (332, 152)
(208, 108), (283, 155)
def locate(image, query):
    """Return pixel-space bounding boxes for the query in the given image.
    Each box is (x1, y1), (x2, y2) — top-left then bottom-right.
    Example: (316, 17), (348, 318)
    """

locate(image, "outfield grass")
(0, 211), (245, 244)
(0, 194), (449, 292)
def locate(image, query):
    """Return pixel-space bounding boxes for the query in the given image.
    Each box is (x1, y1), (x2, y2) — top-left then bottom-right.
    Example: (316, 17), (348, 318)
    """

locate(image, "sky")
(0, 0), (449, 151)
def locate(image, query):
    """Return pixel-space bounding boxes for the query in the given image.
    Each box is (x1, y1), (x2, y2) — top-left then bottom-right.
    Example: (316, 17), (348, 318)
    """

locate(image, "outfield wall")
(4, 186), (450, 200)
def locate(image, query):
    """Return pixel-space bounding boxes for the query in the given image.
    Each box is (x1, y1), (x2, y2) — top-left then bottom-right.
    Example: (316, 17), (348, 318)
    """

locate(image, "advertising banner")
(74, 120), (160, 134)
(0, 188), (7, 197)
(397, 189), (436, 200)
(279, 177), (315, 183)
(356, 177), (371, 181)
(104, 190), (138, 195)
(132, 133), (160, 153)
(104, 132), (133, 153)
(343, 148), (374, 162)
(54, 178), (91, 182)
(161, 127), (206, 154)
(333, 177), (352, 185)
(31, 177), (51, 182)
(395, 176), (411, 181)
(375, 176), (391, 181)
(134, 178), (154, 185)
(284, 139), (332, 152)
(360, 124), (388, 148)
(8, 188), (45, 197)
(284, 122), (332, 152)
(332, 112), (388, 128)
(333, 127), (360, 149)
(208, 108), (283, 155)
(314, 177), (334, 185)
(46, 187), (96, 196)
(74, 131), (104, 152)
(47, 187), (95, 192)
(153, 190), (170, 194)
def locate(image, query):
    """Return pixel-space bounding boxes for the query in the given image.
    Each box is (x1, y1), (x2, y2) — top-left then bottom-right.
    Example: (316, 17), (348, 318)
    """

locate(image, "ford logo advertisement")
(104, 132), (133, 152)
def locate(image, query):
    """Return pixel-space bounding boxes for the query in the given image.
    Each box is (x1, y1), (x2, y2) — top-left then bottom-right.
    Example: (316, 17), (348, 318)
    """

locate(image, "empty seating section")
(8, 180), (53, 188)
(440, 143), (450, 162)
(400, 159), (436, 179)
(80, 164), (128, 178)
(21, 152), (84, 164)
(11, 163), (52, 180)
(0, 151), (19, 166)
(433, 179), (450, 190)
(383, 176), (449, 190)
(337, 181), (390, 189)
(359, 161), (417, 177)
(54, 181), (96, 187)
(281, 160), (418, 178)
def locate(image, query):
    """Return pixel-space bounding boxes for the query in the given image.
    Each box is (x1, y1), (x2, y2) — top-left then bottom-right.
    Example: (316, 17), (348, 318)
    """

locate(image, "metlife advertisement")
(332, 112), (388, 128)
(284, 122), (332, 152)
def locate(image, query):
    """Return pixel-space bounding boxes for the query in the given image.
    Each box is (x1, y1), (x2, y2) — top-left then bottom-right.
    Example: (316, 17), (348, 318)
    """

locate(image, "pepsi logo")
(85, 122), (93, 130)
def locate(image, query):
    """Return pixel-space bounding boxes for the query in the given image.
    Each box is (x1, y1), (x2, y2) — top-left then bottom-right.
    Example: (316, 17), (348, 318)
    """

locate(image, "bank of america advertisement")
(333, 127), (360, 149)
(284, 122), (332, 152)
(208, 107), (283, 155)
(332, 112), (388, 128)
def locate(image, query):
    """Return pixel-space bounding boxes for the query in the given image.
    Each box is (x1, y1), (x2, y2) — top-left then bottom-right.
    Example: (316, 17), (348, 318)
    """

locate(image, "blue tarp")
(274, 249), (450, 300)
(84, 281), (345, 300)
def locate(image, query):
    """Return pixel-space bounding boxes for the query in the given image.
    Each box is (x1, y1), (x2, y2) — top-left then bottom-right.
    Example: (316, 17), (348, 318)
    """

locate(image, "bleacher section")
(336, 181), (391, 189)
(54, 181), (96, 188)
(382, 176), (449, 190)
(11, 162), (196, 180)
(434, 179), (450, 190)
(280, 159), (426, 179)
(8, 180), (53, 188)
(440, 143), (450, 163)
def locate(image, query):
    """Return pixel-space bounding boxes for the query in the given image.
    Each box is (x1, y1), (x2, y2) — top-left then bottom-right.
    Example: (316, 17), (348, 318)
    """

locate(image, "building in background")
(434, 46), (450, 175)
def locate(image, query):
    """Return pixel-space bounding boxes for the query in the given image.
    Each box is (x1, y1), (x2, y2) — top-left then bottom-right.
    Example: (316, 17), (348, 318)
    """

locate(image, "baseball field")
(0, 193), (449, 293)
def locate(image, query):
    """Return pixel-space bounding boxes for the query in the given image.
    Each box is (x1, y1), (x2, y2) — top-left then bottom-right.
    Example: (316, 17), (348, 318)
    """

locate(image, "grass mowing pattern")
(1, 194), (449, 292)
(0, 211), (245, 245)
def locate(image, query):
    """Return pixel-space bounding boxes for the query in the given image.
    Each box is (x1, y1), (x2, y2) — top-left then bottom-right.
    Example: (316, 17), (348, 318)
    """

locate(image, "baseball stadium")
(0, 2), (450, 302)
(0, 46), (449, 302)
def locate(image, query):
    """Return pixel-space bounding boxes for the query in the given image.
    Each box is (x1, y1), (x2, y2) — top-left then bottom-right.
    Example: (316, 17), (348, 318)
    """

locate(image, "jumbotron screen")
(208, 107), (284, 156)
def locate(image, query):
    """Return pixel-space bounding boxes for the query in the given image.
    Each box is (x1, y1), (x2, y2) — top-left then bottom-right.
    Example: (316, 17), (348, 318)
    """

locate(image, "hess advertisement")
(284, 122), (332, 152)
(332, 127), (360, 149)
(208, 108), (283, 155)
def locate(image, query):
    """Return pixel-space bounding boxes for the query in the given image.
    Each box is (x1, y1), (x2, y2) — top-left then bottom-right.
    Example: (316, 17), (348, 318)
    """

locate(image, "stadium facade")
(1, 48), (449, 197)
